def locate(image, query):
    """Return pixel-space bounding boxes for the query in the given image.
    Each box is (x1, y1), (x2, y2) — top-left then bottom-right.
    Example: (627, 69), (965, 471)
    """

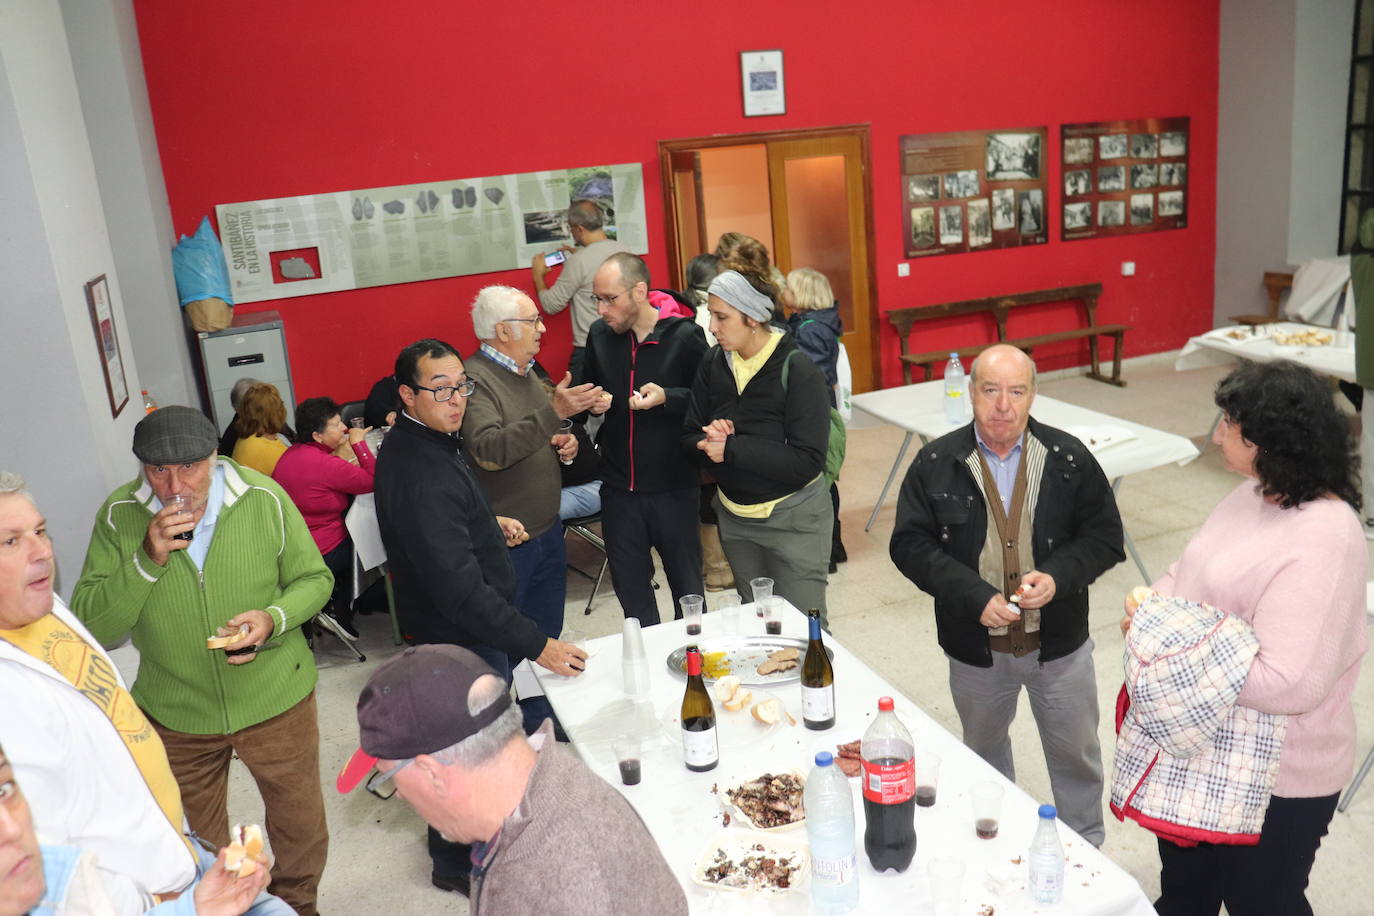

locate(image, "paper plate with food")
(692, 828), (809, 897)
(719, 770), (807, 832)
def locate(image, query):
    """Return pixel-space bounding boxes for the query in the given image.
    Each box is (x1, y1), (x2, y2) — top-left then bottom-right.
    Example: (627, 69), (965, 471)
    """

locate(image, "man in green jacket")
(72, 406), (333, 916)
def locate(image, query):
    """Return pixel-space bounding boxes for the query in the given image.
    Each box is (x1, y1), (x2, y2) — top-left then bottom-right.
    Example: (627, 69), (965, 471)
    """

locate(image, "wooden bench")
(887, 282), (1130, 387)
(1229, 271), (1294, 326)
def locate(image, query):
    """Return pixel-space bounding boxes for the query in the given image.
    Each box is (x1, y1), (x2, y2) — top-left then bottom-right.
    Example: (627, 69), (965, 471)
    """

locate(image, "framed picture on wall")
(85, 274), (129, 418)
(1060, 116), (1189, 241)
(740, 50), (785, 116)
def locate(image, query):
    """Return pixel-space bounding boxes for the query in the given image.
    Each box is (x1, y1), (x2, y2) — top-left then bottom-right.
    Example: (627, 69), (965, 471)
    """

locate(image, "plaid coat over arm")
(1110, 594), (1287, 847)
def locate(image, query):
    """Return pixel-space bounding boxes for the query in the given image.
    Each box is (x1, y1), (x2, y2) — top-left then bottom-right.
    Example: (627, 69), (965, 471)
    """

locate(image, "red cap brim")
(336, 747), (378, 793)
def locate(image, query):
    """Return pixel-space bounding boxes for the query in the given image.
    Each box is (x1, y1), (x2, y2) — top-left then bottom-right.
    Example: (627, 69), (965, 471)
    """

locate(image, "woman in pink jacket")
(1122, 361), (1366, 916)
(273, 397), (375, 638)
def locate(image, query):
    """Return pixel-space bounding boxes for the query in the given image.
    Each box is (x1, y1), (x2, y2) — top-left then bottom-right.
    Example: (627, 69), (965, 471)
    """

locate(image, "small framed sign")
(85, 274), (129, 418)
(740, 49), (785, 117)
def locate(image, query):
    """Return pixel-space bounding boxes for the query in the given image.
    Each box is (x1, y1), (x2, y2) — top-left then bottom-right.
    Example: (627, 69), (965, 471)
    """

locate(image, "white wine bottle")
(801, 609), (835, 730)
(680, 645), (719, 772)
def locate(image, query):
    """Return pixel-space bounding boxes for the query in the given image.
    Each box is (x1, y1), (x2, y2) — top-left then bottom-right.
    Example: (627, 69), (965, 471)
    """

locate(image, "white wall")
(1215, 0), (1355, 325)
(61, 0), (199, 409)
(0, 0), (146, 592)
(1289, 0), (1357, 262)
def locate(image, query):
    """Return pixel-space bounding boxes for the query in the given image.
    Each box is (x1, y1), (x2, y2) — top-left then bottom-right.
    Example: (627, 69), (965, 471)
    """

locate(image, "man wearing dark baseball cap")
(71, 405), (334, 914)
(338, 645), (685, 913)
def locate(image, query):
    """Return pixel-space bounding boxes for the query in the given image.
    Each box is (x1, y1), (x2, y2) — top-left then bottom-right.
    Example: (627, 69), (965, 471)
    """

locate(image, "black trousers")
(1154, 793), (1339, 916)
(601, 484), (703, 628)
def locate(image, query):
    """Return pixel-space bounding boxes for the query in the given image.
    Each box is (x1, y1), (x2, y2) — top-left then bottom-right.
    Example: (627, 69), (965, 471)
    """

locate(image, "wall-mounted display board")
(900, 127), (1048, 258)
(1059, 117), (1189, 241)
(216, 163), (648, 304)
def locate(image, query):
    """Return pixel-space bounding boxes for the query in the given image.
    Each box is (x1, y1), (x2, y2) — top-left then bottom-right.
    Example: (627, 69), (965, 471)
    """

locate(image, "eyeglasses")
(503, 316), (544, 327)
(590, 290), (627, 306)
(412, 379), (476, 402)
(364, 757), (416, 800)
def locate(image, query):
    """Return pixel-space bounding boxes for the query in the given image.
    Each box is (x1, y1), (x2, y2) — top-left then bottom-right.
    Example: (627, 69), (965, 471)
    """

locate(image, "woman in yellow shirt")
(230, 383), (289, 476)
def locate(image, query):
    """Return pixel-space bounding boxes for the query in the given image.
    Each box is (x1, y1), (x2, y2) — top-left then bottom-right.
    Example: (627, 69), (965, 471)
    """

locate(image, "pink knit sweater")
(1153, 481), (1367, 797)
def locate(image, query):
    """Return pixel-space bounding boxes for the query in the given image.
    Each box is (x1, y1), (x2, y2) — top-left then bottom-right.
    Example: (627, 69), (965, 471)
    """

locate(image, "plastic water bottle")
(805, 752), (860, 913)
(1028, 803), (1065, 904)
(141, 389), (158, 414)
(943, 353), (968, 424)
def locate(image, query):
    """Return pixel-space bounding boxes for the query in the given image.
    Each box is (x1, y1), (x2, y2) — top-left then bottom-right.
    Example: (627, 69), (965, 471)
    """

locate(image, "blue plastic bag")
(172, 216), (234, 306)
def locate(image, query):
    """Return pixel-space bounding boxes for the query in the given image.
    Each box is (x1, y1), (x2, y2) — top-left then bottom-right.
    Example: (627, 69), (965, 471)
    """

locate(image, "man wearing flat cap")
(72, 405), (334, 915)
(582, 252), (709, 627)
(337, 644), (686, 914)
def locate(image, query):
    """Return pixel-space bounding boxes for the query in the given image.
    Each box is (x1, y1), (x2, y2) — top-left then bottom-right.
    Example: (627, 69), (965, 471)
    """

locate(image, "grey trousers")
(947, 638), (1105, 846)
(715, 475), (832, 622)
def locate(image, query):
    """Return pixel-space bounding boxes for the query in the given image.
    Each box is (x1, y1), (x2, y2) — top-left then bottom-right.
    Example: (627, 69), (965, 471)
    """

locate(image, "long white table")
(851, 381), (1199, 583)
(1175, 322), (1356, 383)
(535, 606), (1153, 915)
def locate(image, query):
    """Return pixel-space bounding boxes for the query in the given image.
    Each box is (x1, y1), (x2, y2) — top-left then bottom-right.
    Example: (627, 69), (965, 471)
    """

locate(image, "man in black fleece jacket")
(582, 253), (709, 627)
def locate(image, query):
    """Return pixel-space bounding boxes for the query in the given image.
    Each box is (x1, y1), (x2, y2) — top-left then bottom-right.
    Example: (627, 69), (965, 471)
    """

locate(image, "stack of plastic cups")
(622, 618), (651, 698)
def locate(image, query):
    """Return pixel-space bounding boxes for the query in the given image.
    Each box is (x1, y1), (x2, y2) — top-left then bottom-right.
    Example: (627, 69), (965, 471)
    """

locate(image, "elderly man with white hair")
(461, 285), (603, 701)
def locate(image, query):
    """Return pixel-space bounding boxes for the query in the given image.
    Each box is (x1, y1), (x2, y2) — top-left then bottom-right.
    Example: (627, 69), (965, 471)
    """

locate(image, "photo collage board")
(1060, 117), (1189, 241)
(900, 127), (1049, 258)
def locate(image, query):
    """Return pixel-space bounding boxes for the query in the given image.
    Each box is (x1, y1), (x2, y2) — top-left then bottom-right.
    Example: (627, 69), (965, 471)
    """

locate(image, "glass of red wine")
(169, 493), (193, 542)
(680, 594), (704, 636)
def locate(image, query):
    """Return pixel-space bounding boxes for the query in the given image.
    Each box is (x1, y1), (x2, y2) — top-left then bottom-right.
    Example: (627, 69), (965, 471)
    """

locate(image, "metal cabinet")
(197, 310), (295, 430)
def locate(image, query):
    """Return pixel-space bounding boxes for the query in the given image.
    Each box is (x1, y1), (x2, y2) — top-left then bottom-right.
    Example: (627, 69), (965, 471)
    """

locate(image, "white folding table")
(851, 381), (1199, 583)
(1175, 323), (1355, 384)
(534, 605), (1154, 915)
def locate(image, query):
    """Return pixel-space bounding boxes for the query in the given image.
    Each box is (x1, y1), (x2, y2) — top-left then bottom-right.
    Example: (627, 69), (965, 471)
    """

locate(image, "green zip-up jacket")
(71, 458), (332, 734)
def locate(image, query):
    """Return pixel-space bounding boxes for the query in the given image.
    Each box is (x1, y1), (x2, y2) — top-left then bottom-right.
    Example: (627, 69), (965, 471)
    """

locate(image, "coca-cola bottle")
(860, 696), (916, 872)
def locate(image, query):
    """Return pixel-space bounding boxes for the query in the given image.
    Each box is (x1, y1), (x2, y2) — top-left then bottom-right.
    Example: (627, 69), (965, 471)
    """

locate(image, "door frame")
(657, 123), (880, 391)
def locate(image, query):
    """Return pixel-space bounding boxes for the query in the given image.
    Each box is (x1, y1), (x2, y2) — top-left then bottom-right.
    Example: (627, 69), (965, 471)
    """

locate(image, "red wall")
(134, 0), (1219, 401)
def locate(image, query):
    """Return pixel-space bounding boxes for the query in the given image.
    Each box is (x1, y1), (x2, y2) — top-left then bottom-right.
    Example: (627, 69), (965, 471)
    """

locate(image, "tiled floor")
(237, 356), (1374, 914)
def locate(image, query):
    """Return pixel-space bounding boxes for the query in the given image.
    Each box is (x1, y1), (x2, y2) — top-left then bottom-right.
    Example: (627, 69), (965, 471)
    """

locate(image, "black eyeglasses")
(411, 379), (476, 402)
(364, 758), (416, 800)
(590, 290), (627, 306)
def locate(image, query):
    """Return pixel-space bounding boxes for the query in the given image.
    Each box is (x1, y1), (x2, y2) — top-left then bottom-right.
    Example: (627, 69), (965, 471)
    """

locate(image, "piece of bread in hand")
(206, 624), (250, 650)
(223, 823), (263, 878)
(1128, 585), (1155, 609)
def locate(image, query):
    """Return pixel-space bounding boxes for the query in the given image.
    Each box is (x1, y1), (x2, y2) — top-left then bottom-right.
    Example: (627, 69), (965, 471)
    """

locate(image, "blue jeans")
(507, 523), (566, 736)
(559, 481), (602, 520)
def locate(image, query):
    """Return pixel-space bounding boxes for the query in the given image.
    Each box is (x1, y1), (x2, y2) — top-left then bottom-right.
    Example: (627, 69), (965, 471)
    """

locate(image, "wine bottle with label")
(801, 609), (836, 730)
(680, 645), (719, 772)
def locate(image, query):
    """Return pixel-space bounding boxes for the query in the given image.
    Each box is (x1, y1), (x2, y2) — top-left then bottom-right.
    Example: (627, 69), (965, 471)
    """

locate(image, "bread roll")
(714, 675), (742, 705)
(723, 689), (752, 712)
(224, 823), (263, 878)
(751, 698), (781, 725)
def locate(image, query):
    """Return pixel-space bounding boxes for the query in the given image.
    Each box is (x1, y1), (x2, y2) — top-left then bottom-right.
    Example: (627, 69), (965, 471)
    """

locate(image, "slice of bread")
(714, 675), (743, 705)
(751, 698), (781, 725)
(224, 823), (263, 877)
(722, 689), (752, 712)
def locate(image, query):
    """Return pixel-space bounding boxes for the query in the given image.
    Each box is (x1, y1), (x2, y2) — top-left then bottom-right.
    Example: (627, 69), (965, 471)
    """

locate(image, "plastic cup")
(349, 417), (365, 429)
(928, 857), (965, 916)
(761, 595), (784, 635)
(613, 735), (642, 786)
(556, 418), (574, 466)
(680, 594), (704, 636)
(916, 750), (942, 807)
(750, 577), (774, 616)
(971, 781), (1004, 839)
(169, 493), (193, 542)
(718, 592), (741, 634)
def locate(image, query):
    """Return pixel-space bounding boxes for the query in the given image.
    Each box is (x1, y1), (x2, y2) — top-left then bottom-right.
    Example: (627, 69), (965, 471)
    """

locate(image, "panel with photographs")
(901, 127), (1048, 257)
(1059, 117), (1189, 241)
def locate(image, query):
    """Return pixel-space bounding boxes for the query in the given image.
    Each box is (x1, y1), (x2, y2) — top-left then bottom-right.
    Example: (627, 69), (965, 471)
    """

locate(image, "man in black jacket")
(583, 253), (710, 627)
(373, 337), (585, 895)
(889, 345), (1124, 846)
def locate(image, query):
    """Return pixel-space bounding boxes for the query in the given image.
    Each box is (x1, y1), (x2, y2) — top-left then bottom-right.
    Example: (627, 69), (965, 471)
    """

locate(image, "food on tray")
(700, 842), (802, 891)
(835, 740), (863, 777)
(206, 624), (250, 650)
(702, 650), (732, 679)
(224, 823), (263, 877)
(725, 773), (805, 829)
(756, 647), (799, 676)
(1270, 328), (1332, 347)
(1224, 327), (1254, 340)
(716, 676), (754, 711)
(750, 697), (781, 724)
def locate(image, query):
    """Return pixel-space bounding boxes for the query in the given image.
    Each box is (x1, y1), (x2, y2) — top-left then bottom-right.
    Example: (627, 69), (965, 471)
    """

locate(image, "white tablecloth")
(534, 607), (1154, 915)
(1175, 323), (1356, 384)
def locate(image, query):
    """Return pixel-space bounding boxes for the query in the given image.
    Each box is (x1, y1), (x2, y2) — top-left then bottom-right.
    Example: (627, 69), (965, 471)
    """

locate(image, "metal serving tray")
(665, 636), (833, 686)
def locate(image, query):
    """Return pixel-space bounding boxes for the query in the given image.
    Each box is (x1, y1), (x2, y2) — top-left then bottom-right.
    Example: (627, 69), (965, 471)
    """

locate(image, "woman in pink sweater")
(1123, 361), (1366, 916)
(273, 397), (375, 638)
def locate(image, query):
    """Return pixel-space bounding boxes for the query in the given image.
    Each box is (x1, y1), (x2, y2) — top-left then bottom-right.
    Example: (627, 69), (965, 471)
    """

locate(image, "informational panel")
(216, 163), (648, 304)
(900, 127), (1049, 258)
(1059, 117), (1189, 241)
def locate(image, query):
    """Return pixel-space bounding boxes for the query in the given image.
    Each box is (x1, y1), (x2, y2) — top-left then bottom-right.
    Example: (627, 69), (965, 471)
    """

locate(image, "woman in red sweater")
(273, 397), (375, 638)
